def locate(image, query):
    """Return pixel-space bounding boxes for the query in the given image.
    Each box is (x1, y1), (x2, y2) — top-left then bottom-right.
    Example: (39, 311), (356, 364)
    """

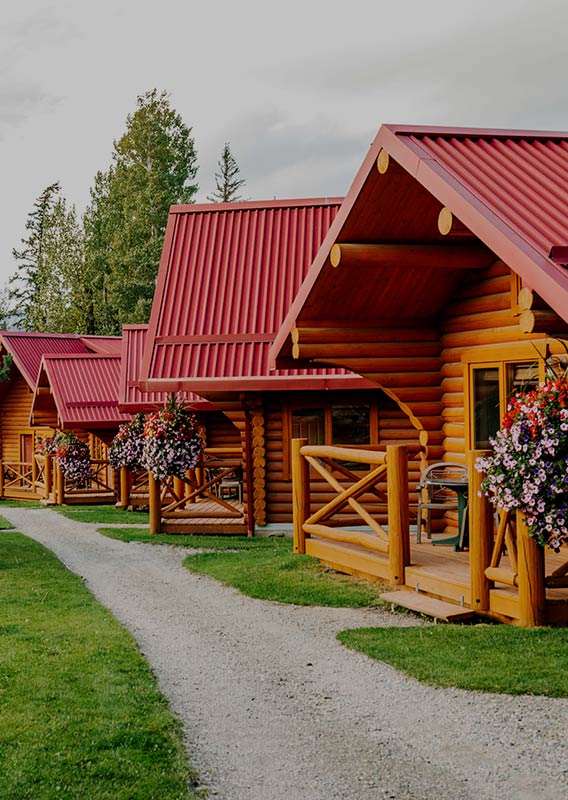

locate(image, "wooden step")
(380, 590), (475, 622)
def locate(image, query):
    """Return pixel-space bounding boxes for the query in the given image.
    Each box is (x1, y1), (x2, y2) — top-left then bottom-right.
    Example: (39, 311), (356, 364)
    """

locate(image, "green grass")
(57, 505), (150, 526)
(97, 526), (290, 549)
(0, 498), (43, 508)
(338, 624), (568, 696)
(0, 515), (14, 529)
(183, 539), (387, 606)
(0, 531), (199, 799)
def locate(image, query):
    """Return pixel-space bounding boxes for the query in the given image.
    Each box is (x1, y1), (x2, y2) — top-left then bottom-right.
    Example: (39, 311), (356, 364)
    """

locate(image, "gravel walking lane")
(5, 508), (567, 800)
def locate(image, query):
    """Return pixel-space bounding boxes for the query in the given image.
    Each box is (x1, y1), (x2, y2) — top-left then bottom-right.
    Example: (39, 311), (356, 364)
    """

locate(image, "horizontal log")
(292, 325), (438, 345)
(304, 523), (389, 553)
(443, 308), (517, 334)
(301, 444), (387, 465)
(329, 242), (493, 271)
(485, 566), (518, 586)
(441, 326), (540, 349)
(456, 272), (511, 301)
(519, 309), (568, 334)
(292, 341), (440, 360)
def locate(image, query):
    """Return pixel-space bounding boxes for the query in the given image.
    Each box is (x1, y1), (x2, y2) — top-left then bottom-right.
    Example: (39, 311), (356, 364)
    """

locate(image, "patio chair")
(416, 462), (468, 544)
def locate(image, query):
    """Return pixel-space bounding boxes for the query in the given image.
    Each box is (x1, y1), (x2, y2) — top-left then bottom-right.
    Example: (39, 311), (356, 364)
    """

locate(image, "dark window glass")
(291, 408), (325, 445)
(473, 367), (500, 449)
(331, 405), (370, 445)
(507, 362), (539, 399)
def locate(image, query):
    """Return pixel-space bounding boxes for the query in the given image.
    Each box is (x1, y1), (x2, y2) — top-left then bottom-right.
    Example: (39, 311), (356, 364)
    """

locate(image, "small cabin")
(139, 199), (421, 534)
(0, 332), (121, 502)
(272, 124), (568, 626)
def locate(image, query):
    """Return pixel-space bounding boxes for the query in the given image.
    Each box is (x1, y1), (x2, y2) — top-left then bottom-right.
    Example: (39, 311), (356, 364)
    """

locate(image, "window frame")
(462, 342), (547, 451)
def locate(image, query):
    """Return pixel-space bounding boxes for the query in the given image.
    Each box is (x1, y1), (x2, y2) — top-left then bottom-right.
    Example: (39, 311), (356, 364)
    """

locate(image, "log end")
(377, 148), (389, 174)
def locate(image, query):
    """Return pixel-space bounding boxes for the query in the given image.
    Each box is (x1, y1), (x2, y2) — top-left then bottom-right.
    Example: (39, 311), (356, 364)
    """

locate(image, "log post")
(117, 466), (130, 509)
(0, 460), (4, 498)
(56, 462), (65, 505)
(516, 511), (545, 627)
(292, 438), (310, 554)
(468, 450), (493, 614)
(386, 444), (409, 585)
(188, 468), (198, 503)
(148, 473), (162, 535)
(31, 454), (38, 494)
(173, 475), (185, 509)
(44, 455), (52, 500)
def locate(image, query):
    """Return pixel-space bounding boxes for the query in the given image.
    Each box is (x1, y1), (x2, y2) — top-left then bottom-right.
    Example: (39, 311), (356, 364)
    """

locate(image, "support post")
(0, 460), (4, 498)
(292, 438), (309, 554)
(468, 449), (493, 614)
(117, 466), (130, 509)
(31, 454), (38, 493)
(44, 455), (51, 500)
(516, 511), (545, 627)
(173, 475), (185, 509)
(56, 463), (65, 505)
(386, 445), (409, 585)
(148, 473), (162, 534)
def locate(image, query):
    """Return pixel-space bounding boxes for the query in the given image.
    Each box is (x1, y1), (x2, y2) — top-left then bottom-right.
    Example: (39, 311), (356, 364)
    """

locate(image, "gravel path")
(5, 508), (567, 800)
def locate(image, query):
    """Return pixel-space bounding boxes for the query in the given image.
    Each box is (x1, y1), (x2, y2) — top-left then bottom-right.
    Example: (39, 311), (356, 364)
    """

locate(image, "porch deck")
(306, 532), (568, 625)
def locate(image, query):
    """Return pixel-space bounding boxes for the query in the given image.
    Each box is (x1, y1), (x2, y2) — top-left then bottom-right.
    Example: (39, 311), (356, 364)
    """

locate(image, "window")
(464, 345), (545, 450)
(285, 402), (374, 477)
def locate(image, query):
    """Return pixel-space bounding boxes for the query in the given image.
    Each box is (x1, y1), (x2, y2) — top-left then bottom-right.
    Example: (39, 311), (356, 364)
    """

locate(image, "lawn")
(0, 530), (199, 799)
(338, 624), (568, 696)
(57, 504), (149, 526)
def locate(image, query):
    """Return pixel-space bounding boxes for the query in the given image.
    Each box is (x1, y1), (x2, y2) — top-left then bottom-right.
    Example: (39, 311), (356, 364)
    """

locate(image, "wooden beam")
(292, 325), (439, 345)
(519, 309), (568, 334)
(329, 242), (492, 271)
(376, 148), (389, 174)
(437, 207), (474, 238)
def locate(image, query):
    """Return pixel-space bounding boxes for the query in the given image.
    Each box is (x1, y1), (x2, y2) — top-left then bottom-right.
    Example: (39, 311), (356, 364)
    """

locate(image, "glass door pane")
(472, 367), (500, 449)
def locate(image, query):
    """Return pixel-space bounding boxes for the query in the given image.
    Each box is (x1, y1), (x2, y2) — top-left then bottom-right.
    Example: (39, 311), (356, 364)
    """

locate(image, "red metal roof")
(80, 336), (123, 355)
(34, 354), (131, 429)
(272, 124), (568, 360)
(0, 331), (91, 389)
(141, 198), (375, 392)
(119, 325), (212, 412)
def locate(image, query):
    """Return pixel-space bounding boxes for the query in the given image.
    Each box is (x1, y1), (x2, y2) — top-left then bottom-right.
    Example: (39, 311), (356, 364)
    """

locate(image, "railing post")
(173, 475), (186, 509)
(516, 510), (545, 627)
(148, 473), (162, 534)
(386, 444), (409, 585)
(56, 462), (65, 505)
(468, 449), (493, 614)
(292, 438), (309, 554)
(187, 468), (198, 503)
(31, 455), (38, 494)
(44, 455), (52, 500)
(117, 466), (130, 509)
(0, 460), (4, 498)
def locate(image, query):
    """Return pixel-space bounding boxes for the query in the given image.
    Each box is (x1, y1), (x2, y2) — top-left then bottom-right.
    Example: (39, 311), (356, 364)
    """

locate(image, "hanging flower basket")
(40, 431), (92, 485)
(108, 412), (146, 471)
(476, 377), (568, 552)
(141, 395), (203, 480)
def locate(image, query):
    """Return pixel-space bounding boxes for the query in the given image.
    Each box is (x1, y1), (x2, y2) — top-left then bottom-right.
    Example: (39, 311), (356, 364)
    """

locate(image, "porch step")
(380, 590), (475, 622)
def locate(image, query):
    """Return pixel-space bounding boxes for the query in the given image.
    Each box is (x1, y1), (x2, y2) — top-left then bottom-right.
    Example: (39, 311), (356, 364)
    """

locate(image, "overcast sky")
(1, 0), (568, 286)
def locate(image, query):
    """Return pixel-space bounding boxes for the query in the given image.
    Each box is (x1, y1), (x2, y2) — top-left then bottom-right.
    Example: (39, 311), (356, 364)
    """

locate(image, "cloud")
(0, 83), (57, 132)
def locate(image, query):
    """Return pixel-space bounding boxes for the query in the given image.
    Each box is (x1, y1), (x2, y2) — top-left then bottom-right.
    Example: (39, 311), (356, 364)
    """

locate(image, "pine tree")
(207, 142), (246, 203)
(84, 89), (198, 331)
(9, 183), (86, 332)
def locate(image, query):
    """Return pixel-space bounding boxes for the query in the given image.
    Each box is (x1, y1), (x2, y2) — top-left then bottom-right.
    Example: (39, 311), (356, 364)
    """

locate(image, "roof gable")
(0, 331), (90, 389)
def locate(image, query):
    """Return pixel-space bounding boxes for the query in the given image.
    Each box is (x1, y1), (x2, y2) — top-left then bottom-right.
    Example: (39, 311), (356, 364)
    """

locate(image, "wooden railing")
(0, 457), (48, 497)
(468, 449), (568, 627)
(291, 439), (412, 584)
(148, 447), (243, 533)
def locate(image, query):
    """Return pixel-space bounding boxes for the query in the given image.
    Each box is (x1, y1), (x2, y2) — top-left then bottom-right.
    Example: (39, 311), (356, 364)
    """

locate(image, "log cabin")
(271, 124), (568, 626)
(139, 199), (422, 534)
(0, 331), (121, 501)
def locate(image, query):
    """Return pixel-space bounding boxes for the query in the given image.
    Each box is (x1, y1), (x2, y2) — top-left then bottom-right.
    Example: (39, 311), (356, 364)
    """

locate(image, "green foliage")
(0, 353), (13, 382)
(84, 89), (199, 332)
(338, 625), (568, 696)
(9, 183), (85, 332)
(184, 541), (387, 606)
(0, 531), (198, 798)
(207, 142), (246, 202)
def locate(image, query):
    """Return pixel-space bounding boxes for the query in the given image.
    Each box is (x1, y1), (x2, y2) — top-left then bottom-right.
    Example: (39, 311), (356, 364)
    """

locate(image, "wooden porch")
(292, 439), (568, 627)
(0, 455), (118, 505)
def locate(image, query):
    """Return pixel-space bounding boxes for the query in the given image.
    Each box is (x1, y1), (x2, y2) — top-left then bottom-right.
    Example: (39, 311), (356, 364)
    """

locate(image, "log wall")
(0, 374), (52, 462)
(264, 390), (420, 525)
